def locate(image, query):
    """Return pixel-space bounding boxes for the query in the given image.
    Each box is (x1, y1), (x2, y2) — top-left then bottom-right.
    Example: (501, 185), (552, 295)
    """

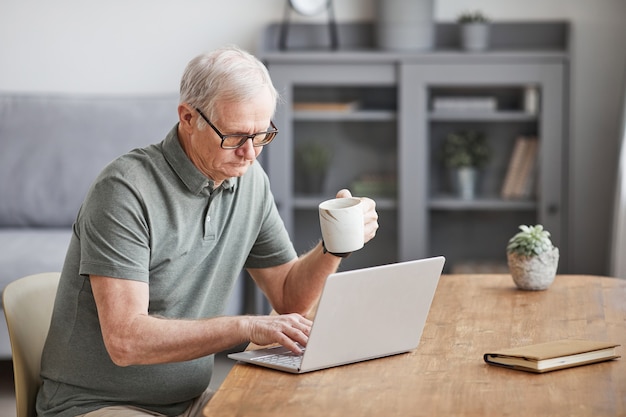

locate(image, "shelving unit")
(262, 64), (399, 270)
(401, 63), (565, 272)
(259, 21), (569, 273)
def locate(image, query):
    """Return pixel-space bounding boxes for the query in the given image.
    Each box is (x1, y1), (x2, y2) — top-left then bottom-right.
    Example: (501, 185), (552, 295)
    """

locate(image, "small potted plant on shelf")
(440, 130), (491, 199)
(506, 224), (560, 290)
(295, 141), (332, 194)
(457, 10), (490, 51)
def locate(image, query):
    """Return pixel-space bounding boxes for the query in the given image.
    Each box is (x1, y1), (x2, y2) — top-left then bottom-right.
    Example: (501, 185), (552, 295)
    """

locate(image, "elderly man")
(36, 46), (378, 417)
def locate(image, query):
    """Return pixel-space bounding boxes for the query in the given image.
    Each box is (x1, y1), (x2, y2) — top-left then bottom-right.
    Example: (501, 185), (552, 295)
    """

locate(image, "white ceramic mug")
(319, 197), (364, 254)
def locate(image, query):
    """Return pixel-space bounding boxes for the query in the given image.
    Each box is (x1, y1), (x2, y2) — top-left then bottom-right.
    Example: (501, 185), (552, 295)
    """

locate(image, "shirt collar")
(162, 124), (235, 196)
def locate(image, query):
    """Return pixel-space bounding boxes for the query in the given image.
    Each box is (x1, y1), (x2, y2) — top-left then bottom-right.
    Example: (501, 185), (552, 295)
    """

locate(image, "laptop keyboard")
(250, 350), (304, 369)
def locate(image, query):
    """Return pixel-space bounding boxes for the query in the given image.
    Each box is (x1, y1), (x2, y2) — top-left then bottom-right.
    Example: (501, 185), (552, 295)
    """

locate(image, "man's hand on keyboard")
(245, 313), (312, 354)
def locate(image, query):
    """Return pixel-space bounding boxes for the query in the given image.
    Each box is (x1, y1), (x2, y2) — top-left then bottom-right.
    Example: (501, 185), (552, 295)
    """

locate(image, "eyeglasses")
(195, 108), (278, 149)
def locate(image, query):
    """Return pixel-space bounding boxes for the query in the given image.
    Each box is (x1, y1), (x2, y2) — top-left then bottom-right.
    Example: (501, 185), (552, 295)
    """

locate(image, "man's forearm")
(278, 240), (342, 316)
(105, 314), (251, 366)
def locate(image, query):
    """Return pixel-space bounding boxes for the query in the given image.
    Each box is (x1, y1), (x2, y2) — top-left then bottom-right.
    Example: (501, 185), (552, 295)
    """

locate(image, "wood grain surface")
(204, 275), (626, 417)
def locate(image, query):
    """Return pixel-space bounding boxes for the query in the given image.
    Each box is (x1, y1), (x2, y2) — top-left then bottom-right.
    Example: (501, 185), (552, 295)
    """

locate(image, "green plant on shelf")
(457, 10), (490, 24)
(295, 141), (332, 194)
(296, 141), (331, 174)
(440, 130), (491, 169)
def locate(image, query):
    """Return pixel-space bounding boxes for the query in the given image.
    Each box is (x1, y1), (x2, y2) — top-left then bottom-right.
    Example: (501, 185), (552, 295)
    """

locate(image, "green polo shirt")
(37, 125), (296, 417)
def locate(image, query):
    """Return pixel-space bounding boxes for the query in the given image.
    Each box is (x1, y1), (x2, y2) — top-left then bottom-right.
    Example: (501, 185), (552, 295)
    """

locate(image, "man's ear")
(178, 104), (195, 132)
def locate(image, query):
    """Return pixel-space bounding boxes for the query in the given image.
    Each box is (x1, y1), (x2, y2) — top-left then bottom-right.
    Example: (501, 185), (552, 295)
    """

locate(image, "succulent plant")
(507, 224), (554, 256)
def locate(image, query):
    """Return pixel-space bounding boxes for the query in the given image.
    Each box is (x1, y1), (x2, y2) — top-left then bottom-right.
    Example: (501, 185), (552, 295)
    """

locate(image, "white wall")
(1, 0), (625, 274)
(0, 0), (372, 94)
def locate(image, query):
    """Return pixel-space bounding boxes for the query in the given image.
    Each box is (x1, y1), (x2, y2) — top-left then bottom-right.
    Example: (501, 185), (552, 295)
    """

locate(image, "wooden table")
(203, 275), (626, 417)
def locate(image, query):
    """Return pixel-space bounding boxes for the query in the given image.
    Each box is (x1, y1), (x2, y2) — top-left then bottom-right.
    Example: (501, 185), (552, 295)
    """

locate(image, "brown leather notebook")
(484, 339), (621, 373)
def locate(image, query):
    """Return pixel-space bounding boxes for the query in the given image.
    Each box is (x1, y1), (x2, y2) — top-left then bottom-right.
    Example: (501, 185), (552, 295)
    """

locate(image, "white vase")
(450, 167), (479, 200)
(460, 23), (490, 51)
(507, 247), (560, 291)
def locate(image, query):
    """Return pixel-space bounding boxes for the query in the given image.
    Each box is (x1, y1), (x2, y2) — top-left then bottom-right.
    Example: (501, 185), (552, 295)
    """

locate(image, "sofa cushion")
(0, 94), (179, 227)
(0, 229), (71, 357)
(0, 228), (72, 312)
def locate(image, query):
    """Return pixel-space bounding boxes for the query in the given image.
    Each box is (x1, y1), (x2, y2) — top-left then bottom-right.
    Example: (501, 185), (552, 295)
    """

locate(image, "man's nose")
(237, 138), (257, 159)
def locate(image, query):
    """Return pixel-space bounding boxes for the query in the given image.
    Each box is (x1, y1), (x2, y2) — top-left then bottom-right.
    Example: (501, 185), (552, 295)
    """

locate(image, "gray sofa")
(0, 93), (245, 359)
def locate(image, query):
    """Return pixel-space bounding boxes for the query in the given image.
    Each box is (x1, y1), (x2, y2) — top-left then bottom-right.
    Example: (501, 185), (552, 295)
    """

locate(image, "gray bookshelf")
(259, 22), (569, 273)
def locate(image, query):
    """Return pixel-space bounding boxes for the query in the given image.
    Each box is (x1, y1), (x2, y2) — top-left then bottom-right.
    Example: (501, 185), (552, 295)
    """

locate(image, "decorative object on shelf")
(506, 224), (559, 291)
(457, 10), (490, 52)
(375, 0), (434, 51)
(295, 141), (332, 194)
(351, 173), (397, 198)
(524, 85), (540, 115)
(451, 167), (479, 200)
(501, 136), (539, 200)
(440, 130), (491, 199)
(279, 0), (338, 50)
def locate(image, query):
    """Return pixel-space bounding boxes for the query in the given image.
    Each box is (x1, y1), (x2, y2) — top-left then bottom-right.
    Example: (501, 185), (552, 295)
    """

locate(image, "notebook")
(228, 256), (446, 373)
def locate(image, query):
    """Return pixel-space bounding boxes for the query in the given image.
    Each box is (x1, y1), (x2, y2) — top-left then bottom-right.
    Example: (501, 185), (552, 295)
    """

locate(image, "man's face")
(183, 88), (275, 184)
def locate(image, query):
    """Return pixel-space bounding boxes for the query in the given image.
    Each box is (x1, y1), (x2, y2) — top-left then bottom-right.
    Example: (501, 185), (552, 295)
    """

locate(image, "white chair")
(2, 272), (61, 417)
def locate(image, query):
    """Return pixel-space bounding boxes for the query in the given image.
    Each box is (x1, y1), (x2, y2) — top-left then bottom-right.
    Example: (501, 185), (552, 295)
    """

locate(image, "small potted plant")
(440, 130), (490, 199)
(457, 10), (490, 51)
(295, 141), (332, 194)
(506, 224), (560, 290)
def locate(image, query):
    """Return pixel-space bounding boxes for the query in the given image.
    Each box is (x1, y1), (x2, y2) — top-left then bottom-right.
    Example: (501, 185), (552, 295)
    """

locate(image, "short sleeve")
(77, 172), (150, 282)
(244, 169), (297, 269)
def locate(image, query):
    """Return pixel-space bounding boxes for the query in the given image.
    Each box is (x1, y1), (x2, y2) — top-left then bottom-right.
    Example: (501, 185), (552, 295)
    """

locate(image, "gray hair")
(179, 45), (278, 125)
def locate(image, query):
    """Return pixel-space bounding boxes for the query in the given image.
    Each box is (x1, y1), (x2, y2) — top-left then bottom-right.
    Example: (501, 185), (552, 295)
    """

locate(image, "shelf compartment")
(294, 85), (397, 112)
(293, 121), (397, 197)
(428, 122), (539, 200)
(429, 85), (540, 113)
(429, 210), (537, 273)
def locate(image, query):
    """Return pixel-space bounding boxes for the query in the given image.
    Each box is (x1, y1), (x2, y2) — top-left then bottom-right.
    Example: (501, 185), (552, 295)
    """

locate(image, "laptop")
(228, 256), (445, 373)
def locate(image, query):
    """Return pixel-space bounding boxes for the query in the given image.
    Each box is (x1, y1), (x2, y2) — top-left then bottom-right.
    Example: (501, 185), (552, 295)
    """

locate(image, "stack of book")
(432, 96), (497, 112)
(293, 101), (359, 112)
(501, 136), (539, 199)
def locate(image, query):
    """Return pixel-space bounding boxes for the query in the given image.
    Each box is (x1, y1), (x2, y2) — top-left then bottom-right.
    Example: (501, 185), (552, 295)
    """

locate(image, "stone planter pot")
(460, 23), (490, 51)
(507, 247), (560, 291)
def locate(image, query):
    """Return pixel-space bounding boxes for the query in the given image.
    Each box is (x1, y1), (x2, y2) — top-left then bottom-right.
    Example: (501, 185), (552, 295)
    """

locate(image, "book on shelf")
(293, 101), (360, 112)
(484, 339), (621, 373)
(432, 96), (497, 112)
(500, 136), (539, 200)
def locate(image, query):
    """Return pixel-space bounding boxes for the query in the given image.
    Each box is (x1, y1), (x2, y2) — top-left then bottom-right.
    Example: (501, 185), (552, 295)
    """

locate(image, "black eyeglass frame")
(195, 108), (278, 149)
